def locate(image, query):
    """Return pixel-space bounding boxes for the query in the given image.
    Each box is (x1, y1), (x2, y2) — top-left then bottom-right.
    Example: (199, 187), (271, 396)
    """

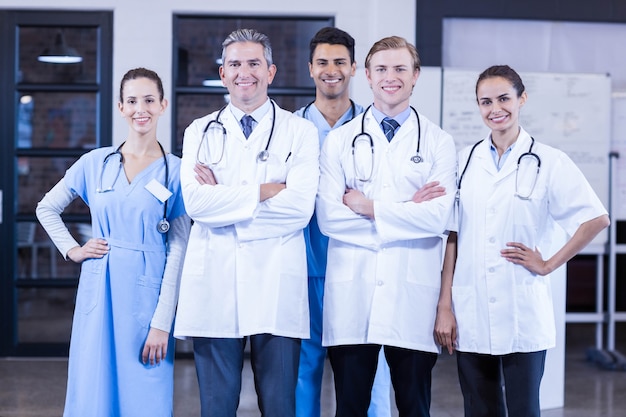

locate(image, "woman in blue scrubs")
(36, 68), (190, 417)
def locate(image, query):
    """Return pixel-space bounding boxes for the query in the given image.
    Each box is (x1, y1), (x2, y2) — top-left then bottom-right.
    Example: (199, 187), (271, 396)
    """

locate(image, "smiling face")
(365, 47), (419, 116)
(476, 76), (527, 137)
(309, 43), (356, 101)
(118, 77), (167, 136)
(219, 41), (277, 113)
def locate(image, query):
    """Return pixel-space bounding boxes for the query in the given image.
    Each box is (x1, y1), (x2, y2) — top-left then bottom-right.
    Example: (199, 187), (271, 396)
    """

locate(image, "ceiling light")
(202, 79), (225, 87)
(37, 31), (83, 64)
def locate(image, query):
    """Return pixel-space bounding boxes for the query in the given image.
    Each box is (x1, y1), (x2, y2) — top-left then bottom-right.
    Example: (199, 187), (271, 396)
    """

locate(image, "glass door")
(0, 10), (112, 356)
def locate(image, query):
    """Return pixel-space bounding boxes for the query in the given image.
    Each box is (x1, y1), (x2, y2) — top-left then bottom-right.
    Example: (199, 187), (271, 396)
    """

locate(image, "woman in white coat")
(435, 65), (610, 417)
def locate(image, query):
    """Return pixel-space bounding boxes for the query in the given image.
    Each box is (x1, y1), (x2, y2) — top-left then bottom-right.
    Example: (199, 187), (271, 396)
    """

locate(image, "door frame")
(0, 9), (113, 356)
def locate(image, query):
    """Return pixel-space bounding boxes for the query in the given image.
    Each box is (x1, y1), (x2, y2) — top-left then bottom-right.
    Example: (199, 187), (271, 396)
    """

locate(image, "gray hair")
(221, 28), (274, 67)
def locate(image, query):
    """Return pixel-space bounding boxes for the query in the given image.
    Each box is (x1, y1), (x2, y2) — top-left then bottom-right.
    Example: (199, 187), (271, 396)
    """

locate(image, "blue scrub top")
(295, 102), (364, 277)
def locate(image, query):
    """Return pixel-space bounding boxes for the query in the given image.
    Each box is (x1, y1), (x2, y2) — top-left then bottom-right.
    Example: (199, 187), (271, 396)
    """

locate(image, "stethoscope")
(456, 136), (541, 202)
(96, 142), (171, 234)
(302, 99), (356, 126)
(352, 105), (422, 182)
(196, 100), (276, 165)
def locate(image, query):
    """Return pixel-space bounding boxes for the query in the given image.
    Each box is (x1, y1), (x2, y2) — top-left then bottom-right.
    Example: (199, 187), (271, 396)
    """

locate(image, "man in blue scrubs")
(294, 27), (391, 417)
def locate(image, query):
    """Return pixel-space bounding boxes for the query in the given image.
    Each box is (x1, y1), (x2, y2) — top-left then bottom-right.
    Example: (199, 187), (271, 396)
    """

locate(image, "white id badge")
(145, 179), (172, 203)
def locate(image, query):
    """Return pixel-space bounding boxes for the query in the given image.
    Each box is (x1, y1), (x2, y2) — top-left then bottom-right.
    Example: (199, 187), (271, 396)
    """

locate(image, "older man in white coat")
(316, 36), (456, 417)
(174, 29), (319, 417)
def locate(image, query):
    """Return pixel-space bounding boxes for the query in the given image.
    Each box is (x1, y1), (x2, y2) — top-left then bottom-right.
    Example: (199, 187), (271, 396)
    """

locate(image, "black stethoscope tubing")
(456, 136), (541, 199)
(100, 141), (170, 234)
(202, 100), (277, 163)
(302, 99), (356, 126)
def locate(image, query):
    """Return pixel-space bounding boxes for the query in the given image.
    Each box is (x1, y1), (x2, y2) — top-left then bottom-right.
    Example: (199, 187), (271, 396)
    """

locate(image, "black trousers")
(456, 350), (546, 417)
(328, 344), (437, 417)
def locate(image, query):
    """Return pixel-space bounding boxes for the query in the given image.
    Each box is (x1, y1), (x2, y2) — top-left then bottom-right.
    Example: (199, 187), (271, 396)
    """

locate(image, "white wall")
(0, 0), (416, 151)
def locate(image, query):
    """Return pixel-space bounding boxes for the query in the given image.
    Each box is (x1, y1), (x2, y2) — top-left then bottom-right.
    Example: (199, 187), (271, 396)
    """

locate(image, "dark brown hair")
(119, 67), (164, 102)
(476, 65), (525, 98)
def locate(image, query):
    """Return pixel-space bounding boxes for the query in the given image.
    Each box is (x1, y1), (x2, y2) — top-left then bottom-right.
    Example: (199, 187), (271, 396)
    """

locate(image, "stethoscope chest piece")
(257, 149), (270, 162)
(157, 218), (170, 234)
(411, 154), (423, 163)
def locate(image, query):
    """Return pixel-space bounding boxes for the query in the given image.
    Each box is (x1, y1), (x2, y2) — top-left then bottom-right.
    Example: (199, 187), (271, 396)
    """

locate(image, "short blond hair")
(364, 36), (421, 72)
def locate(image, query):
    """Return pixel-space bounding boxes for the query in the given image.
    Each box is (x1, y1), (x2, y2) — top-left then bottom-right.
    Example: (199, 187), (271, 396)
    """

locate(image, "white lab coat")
(452, 128), (607, 354)
(317, 109), (457, 353)
(174, 102), (319, 339)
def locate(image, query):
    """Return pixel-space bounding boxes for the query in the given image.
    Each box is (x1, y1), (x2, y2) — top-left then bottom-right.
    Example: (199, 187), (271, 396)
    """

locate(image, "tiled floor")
(1, 324), (625, 417)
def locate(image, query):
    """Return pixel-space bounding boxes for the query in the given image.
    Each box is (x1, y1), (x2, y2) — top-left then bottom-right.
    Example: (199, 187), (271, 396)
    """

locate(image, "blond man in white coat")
(174, 29), (319, 417)
(316, 36), (456, 417)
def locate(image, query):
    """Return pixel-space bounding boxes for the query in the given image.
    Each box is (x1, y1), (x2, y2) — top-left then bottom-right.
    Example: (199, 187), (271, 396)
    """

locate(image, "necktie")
(382, 117), (400, 142)
(241, 115), (255, 139)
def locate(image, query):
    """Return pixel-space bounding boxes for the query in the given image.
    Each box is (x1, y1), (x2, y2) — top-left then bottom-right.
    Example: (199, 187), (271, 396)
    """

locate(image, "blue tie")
(241, 115), (255, 139)
(382, 117), (399, 142)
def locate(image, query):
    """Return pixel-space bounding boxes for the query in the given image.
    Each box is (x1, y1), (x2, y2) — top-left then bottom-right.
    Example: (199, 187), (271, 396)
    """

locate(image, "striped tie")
(382, 117), (399, 141)
(241, 115), (255, 139)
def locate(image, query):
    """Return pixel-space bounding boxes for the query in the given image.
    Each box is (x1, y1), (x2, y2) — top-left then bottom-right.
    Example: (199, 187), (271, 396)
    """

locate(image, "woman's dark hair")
(476, 65), (525, 98)
(119, 67), (164, 102)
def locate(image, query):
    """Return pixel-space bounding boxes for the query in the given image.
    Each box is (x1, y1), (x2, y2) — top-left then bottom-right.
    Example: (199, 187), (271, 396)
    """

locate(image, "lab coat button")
(377, 280), (384, 286)
(488, 267), (495, 273)
(489, 297), (496, 303)
(242, 180), (248, 185)
(489, 237), (496, 243)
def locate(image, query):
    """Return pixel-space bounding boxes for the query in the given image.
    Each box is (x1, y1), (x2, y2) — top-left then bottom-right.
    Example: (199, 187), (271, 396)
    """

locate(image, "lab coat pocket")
(76, 258), (105, 314)
(514, 278), (555, 344)
(512, 186), (547, 250)
(325, 240), (357, 283)
(261, 153), (288, 183)
(402, 160), (433, 191)
(133, 274), (163, 328)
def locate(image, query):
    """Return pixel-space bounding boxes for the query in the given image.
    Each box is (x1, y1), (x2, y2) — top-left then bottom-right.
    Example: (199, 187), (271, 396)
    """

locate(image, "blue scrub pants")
(193, 334), (301, 417)
(328, 344), (437, 417)
(296, 276), (391, 417)
(456, 350), (546, 417)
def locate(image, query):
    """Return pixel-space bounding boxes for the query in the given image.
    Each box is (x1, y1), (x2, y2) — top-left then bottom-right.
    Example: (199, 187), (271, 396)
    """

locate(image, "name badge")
(145, 179), (172, 203)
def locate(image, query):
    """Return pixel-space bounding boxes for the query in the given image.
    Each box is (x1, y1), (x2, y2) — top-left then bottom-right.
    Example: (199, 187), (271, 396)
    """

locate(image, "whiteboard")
(441, 68), (611, 246)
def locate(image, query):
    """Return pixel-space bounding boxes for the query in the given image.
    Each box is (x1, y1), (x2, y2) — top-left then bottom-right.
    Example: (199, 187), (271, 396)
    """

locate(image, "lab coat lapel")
(248, 107), (273, 142)
(387, 115), (417, 147)
(222, 110), (247, 143)
(475, 133), (533, 183)
(364, 111), (388, 145)
(475, 140), (498, 178)
(497, 133), (533, 182)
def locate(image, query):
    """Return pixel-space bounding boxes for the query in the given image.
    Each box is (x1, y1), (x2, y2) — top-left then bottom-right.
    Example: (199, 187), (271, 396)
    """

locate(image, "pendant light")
(37, 31), (83, 64)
